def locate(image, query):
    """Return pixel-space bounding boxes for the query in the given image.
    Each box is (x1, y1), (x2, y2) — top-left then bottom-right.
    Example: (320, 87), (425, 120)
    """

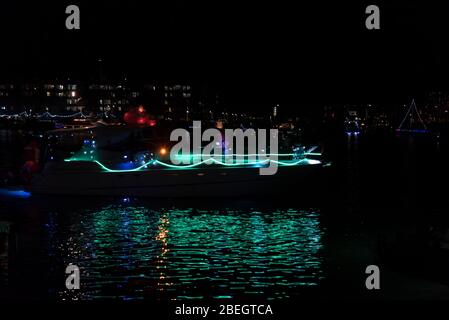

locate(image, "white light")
(307, 159), (321, 165)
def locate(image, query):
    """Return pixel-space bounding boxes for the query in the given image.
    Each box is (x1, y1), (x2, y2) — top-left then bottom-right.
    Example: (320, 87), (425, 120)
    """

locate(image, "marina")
(2, 2), (449, 315)
(1, 124), (449, 301)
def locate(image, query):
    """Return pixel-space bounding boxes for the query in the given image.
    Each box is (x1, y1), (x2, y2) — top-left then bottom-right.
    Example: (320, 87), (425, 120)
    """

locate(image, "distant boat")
(396, 99), (429, 134)
(344, 120), (361, 136)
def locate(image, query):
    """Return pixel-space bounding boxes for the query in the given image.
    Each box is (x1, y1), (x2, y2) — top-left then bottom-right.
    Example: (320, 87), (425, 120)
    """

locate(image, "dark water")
(62, 206), (324, 301)
(2, 131), (449, 301)
(0, 200), (326, 301)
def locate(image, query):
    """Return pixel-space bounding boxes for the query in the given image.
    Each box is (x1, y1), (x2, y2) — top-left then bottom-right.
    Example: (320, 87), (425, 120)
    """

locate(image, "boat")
(29, 125), (327, 197)
(344, 116), (362, 136)
(396, 99), (430, 134)
(31, 158), (324, 197)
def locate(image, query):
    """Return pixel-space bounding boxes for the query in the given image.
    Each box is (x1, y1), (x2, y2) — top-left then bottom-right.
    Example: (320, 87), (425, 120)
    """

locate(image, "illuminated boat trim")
(63, 156), (322, 173)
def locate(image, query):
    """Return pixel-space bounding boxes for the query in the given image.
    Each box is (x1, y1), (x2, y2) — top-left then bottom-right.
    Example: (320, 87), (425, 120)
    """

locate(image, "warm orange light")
(159, 148), (167, 155)
(138, 106), (145, 113)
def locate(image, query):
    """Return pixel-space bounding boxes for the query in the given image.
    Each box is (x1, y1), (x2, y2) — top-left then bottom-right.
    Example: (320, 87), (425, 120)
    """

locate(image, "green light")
(270, 159), (308, 166)
(174, 153), (320, 158)
(64, 150), (322, 173)
(64, 157), (321, 173)
(305, 152), (322, 156)
(55, 207), (325, 300)
(65, 158), (156, 173)
(171, 153), (296, 164)
(155, 158), (270, 169)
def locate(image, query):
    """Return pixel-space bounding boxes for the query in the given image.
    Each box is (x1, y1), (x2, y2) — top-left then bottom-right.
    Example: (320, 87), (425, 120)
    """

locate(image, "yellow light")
(159, 148), (167, 155)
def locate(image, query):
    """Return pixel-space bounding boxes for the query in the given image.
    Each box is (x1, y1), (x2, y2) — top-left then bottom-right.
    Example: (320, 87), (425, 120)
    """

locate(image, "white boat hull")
(31, 161), (323, 197)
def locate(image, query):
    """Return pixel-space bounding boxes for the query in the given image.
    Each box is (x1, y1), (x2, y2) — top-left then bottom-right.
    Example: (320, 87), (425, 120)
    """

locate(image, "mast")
(397, 99), (427, 132)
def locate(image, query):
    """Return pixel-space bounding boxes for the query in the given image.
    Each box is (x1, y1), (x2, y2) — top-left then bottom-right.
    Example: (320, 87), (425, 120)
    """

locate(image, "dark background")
(1, 2), (449, 309)
(1, 1), (449, 104)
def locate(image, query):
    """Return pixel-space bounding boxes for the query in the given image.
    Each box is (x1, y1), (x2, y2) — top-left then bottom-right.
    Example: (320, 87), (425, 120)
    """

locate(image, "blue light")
(117, 162), (136, 170)
(0, 189), (31, 198)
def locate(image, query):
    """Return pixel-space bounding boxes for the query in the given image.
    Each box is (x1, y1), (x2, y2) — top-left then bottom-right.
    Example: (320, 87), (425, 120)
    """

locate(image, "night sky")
(1, 1), (449, 104)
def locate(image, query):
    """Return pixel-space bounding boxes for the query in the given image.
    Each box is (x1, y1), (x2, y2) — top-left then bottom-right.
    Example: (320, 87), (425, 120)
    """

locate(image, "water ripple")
(52, 206), (325, 301)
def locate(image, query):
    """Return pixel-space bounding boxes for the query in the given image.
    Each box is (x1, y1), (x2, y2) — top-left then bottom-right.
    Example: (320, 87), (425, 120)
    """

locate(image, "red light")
(124, 106), (154, 126)
(124, 112), (131, 122)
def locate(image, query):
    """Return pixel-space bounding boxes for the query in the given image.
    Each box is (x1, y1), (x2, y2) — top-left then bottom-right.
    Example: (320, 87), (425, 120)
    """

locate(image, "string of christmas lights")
(0, 111), (87, 118)
(64, 156), (321, 173)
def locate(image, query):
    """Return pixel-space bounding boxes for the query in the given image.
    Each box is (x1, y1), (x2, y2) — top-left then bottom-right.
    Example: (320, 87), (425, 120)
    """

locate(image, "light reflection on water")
(50, 206), (325, 301)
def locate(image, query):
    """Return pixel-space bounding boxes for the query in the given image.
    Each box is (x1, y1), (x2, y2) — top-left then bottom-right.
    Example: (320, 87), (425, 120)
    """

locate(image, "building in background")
(0, 81), (208, 122)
